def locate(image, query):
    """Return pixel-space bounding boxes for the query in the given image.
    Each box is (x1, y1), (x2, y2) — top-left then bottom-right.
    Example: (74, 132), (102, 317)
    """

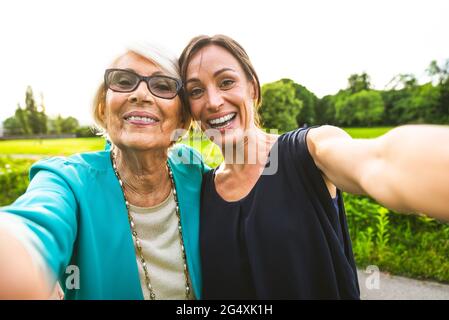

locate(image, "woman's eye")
(114, 75), (135, 86)
(189, 88), (204, 98)
(220, 79), (235, 89)
(118, 79), (132, 86)
(155, 83), (170, 91)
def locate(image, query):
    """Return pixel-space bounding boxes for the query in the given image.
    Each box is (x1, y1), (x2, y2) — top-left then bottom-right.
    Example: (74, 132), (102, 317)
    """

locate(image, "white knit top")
(129, 191), (195, 300)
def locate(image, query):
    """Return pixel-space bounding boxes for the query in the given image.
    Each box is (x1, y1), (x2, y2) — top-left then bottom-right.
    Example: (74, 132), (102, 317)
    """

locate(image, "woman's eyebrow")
(213, 68), (236, 77)
(186, 68), (236, 84)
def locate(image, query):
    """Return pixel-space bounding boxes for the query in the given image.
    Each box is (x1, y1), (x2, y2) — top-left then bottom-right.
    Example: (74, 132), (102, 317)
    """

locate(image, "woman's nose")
(128, 81), (153, 104)
(206, 87), (224, 111)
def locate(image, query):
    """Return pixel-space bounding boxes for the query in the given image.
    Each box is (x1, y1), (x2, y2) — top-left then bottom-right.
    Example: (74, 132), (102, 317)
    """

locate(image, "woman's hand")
(0, 227), (51, 299)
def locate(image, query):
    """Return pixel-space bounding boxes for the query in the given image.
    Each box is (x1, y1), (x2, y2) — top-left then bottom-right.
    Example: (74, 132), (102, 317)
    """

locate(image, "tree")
(348, 72), (371, 93)
(399, 83), (440, 124)
(76, 126), (96, 138)
(47, 115), (80, 134)
(381, 89), (408, 125)
(37, 92), (48, 134)
(383, 74), (419, 125)
(2, 86), (83, 136)
(15, 86), (48, 135)
(426, 59), (449, 123)
(47, 115), (63, 134)
(427, 60), (449, 84)
(279, 79), (318, 127)
(15, 104), (31, 134)
(260, 80), (303, 132)
(335, 90), (384, 126)
(385, 74), (417, 90)
(3, 116), (24, 135)
(315, 95), (336, 125)
(25, 86), (40, 134)
(61, 116), (79, 133)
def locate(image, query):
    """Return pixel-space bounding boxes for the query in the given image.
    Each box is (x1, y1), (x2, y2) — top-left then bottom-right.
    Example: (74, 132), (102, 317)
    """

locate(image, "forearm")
(0, 225), (52, 299)
(370, 125), (449, 220)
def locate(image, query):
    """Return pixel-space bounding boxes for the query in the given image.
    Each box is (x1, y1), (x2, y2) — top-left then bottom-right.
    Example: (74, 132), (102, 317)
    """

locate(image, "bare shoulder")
(305, 126), (347, 198)
(306, 125), (349, 160)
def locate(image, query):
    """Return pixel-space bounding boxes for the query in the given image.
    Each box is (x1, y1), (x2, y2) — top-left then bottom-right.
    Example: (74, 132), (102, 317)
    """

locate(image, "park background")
(1, 0), (448, 285)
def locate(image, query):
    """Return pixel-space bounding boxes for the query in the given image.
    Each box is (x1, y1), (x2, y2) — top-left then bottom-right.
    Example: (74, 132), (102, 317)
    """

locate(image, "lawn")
(0, 137), (105, 156)
(343, 127), (393, 139)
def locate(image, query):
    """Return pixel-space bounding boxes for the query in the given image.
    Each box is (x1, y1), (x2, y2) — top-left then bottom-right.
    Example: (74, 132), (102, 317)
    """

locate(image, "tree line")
(2, 86), (94, 137)
(260, 59), (449, 131)
(3, 59), (448, 136)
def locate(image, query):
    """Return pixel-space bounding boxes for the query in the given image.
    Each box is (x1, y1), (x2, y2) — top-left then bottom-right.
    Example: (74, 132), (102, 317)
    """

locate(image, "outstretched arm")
(307, 125), (449, 221)
(0, 166), (78, 299)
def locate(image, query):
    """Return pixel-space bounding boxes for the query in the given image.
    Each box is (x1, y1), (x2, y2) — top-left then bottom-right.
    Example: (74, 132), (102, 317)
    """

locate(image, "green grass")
(343, 127), (393, 139)
(0, 137), (105, 156)
(0, 135), (224, 166)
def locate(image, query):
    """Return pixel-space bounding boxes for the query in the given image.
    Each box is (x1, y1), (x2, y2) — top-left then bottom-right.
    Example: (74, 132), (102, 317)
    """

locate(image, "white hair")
(125, 41), (180, 79)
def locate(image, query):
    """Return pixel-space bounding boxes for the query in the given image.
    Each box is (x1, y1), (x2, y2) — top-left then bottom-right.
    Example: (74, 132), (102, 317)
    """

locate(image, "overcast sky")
(1, 0), (448, 125)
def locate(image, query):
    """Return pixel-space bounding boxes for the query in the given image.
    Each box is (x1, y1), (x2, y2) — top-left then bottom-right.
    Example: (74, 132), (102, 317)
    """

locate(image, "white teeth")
(208, 113), (236, 125)
(127, 116), (157, 123)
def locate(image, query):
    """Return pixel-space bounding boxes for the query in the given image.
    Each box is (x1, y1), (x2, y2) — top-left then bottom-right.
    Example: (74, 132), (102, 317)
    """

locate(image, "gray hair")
(126, 42), (180, 78)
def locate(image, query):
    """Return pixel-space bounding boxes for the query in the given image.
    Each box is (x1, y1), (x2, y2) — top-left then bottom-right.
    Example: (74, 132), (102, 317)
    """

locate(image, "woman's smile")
(206, 112), (238, 131)
(123, 110), (160, 127)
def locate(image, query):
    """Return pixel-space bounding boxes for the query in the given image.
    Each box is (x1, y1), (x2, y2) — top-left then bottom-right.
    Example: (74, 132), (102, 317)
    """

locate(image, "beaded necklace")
(111, 151), (191, 299)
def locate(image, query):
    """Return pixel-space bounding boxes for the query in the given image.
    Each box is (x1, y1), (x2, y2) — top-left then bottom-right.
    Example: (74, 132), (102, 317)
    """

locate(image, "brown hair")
(179, 34), (262, 127)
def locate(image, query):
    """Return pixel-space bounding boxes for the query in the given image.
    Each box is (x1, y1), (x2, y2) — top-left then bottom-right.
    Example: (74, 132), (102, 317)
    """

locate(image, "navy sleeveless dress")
(200, 127), (360, 299)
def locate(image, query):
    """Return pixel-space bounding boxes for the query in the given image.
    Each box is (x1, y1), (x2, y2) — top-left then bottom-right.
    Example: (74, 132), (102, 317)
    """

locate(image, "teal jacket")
(1, 144), (208, 299)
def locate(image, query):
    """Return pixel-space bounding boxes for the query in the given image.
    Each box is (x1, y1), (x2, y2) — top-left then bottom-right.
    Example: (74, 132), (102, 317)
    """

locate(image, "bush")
(75, 126), (97, 138)
(0, 157), (35, 206)
(344, 193), (449, 283)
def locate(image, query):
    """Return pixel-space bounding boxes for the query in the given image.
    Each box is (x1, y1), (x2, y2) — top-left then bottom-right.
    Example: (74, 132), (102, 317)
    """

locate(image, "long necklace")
(111, 150), (191, 300)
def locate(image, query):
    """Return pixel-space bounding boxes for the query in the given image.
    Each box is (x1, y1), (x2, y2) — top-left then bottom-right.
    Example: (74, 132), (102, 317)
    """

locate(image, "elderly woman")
(178, 34), (449, 299)
(0, 43), (207, 299)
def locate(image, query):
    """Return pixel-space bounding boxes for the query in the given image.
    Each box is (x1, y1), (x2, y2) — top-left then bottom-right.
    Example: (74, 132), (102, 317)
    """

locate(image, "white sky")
(0, 0), (448, 125)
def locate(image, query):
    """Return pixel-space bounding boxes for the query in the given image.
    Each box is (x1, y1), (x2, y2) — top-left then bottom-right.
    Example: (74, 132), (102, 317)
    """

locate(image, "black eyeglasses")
(104, 68), (182, 99)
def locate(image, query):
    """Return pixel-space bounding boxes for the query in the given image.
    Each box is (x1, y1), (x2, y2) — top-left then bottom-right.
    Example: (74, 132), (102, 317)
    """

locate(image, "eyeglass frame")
(104, 68), (183, 100)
